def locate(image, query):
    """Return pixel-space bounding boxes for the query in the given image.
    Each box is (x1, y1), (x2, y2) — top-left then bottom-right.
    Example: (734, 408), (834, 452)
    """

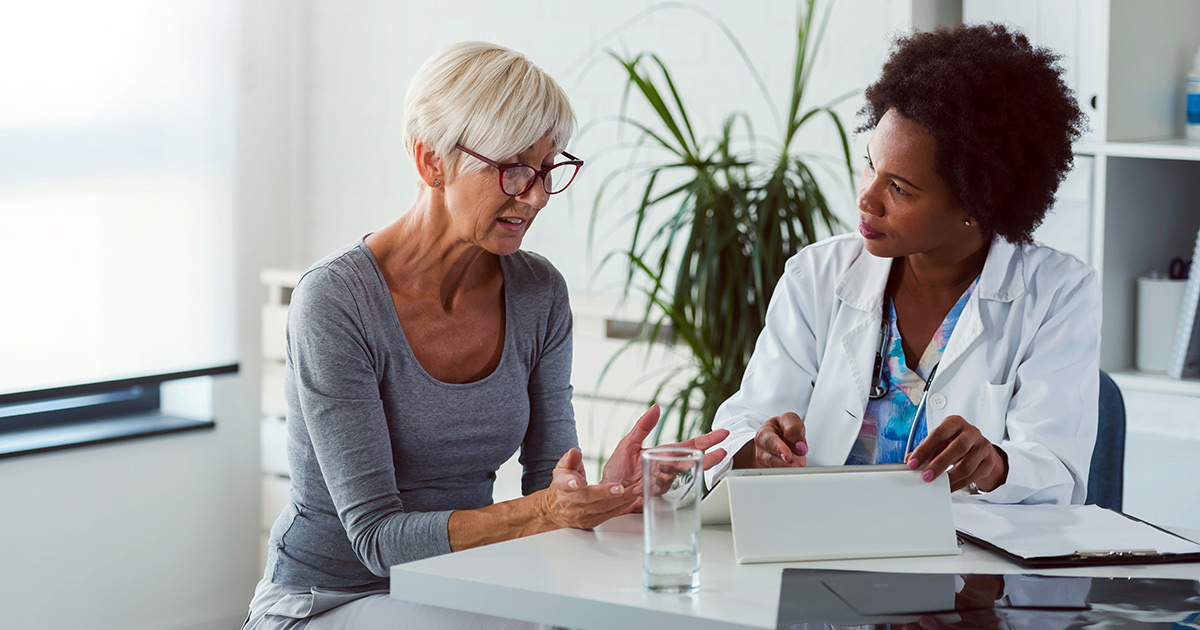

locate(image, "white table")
(390, 514), (1200, 630)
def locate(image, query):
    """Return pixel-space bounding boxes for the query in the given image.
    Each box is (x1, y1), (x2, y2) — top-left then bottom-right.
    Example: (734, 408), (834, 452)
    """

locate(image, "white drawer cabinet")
(261, 361), (287, 419)
(1121, 389), (1200, 530)
(260, 305), (289, 362)
(259, 417), (290, 478)
(258, 475), (292, 574)
(259, 270), (299, 569)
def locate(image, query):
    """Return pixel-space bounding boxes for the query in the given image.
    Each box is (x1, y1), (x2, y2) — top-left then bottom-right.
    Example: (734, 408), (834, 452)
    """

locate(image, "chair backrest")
(1087, 370), (1125, 511)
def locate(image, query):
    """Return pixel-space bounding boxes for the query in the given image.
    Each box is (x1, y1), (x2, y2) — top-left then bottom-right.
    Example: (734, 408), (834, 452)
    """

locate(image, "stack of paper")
(952, 501), (1200, 567)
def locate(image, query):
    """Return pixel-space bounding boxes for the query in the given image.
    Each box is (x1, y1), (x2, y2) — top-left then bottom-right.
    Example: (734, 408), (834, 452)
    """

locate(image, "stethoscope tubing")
(871, 291), (939, 459)
(903, 362), (939, 459)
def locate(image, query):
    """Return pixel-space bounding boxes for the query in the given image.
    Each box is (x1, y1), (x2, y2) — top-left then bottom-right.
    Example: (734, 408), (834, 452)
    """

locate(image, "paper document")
(952, 500), (1200, 559)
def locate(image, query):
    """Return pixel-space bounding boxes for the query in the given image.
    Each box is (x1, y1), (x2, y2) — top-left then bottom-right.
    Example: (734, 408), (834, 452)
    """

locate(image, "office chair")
(1086, 371), (1125, 511)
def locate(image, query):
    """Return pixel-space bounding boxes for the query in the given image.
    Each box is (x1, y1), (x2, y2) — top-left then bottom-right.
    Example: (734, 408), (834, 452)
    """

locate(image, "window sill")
(0, 413), (215, 459)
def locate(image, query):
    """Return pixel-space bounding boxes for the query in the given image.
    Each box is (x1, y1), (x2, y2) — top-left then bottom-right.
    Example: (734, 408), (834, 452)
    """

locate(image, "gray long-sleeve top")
(264, 239), (578, 588)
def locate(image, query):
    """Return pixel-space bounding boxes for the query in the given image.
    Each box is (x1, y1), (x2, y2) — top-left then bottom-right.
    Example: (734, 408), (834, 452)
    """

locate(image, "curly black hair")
(858, 23), (1086, 244)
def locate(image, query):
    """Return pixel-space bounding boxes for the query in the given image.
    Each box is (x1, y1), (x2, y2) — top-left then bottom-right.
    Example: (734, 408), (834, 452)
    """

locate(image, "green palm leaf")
(591, 0), (854, 442)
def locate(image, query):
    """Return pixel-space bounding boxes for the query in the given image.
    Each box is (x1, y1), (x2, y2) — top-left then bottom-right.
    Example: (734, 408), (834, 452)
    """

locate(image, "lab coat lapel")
(940, 236), (1023, 370)
(834, 249), (892, 419)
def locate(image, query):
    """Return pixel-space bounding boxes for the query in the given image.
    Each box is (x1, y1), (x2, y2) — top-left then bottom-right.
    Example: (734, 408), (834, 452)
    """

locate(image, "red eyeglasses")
(455, 144), (583, 197)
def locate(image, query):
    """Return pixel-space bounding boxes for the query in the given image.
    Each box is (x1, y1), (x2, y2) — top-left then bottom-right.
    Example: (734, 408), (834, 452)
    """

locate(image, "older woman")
(244, 41), (727, 629)
(707, 24), (1095, 505)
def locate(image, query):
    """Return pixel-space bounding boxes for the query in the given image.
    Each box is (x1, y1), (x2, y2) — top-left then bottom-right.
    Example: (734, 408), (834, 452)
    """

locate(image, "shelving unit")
(967, 0), (1200, 529)
(1109, 370), (1200, 398)
(258, 269), (298, 572)
(1080, 139), (1200, 162)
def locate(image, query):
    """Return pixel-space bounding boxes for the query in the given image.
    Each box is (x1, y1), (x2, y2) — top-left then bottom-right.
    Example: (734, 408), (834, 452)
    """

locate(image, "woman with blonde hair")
(244, 41), (728, 629)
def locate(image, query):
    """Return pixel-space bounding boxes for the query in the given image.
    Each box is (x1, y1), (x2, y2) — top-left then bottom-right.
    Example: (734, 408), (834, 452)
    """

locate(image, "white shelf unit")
(259, 269), (298, 573)
(966, 0), (1200, 529)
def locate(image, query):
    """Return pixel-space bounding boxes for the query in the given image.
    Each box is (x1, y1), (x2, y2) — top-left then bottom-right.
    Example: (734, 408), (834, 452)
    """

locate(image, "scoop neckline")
(355, 238), (513, 389)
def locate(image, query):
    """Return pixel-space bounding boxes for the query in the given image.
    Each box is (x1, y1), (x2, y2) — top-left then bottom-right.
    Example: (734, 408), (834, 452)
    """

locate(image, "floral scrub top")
(845, 278), (979, 466)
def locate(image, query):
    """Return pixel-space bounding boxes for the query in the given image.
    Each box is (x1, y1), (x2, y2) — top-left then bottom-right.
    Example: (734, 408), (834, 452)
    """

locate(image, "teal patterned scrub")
(845, 278), (979, 466)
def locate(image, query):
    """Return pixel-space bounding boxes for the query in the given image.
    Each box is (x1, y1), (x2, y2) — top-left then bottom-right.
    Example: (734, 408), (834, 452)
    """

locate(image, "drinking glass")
(642, 447), (703, 592)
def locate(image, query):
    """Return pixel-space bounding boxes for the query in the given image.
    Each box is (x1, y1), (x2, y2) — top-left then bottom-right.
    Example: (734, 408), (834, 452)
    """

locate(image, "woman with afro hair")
(706, 23), (1097, 505)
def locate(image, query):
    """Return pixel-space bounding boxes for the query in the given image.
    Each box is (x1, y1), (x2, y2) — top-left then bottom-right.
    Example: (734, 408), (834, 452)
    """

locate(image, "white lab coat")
(707, 233), (1100, 504)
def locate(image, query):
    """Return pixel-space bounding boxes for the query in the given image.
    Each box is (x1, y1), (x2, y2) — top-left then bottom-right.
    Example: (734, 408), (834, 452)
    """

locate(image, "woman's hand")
(450, 448), (636, 549)
(538, 448), (639, 530)
(599, 405), (730, 494)
(907, 415), (1008, 492)
(735, 412), (808, 468)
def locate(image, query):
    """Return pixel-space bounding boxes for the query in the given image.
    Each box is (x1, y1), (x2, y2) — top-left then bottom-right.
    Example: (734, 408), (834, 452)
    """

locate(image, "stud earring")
(433, 180), (441, 187)
(965, 219), (972, 226)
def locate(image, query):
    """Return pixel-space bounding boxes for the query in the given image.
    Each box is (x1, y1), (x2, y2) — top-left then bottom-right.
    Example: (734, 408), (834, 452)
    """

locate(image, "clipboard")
(952, 501), (1200, 568)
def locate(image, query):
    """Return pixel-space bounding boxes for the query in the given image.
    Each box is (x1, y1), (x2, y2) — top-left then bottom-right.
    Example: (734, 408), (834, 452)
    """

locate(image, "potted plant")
(591, 0), (855, 444)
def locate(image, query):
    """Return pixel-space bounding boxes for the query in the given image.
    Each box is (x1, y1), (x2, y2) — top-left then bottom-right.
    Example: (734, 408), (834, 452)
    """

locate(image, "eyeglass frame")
(453, 143), (583, 197)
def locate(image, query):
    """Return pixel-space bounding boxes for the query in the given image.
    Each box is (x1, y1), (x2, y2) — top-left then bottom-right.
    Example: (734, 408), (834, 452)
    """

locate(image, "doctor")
(706, 23), (1097, 505)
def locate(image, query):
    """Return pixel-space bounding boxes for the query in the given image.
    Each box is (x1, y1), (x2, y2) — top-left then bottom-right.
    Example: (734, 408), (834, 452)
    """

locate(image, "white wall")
(295, 0), (916, 293)
(0, 1), (303, 628)
(0, 388), (257, 630)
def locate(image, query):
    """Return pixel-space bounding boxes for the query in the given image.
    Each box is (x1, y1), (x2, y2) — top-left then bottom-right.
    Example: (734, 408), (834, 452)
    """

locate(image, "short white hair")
(402, 41), (577, 178)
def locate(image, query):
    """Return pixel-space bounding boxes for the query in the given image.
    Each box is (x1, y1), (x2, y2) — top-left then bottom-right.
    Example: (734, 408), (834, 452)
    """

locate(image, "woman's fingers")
(948, 453), (992, 493)
(700, 448), (728, 470)
(677, 428), (730, 453)
(910, 416), (1000, 491)
(756, 428), (791, 466)
(954, 439), (999, 492)
(552, 448), (588, 489)
(550, 448), (643, 525)
(777, 413), (808, 455)
(922, 433), (973, 482)
(755, 419), (805, 467)
(619, 404), (661, 451)
(578, 496), (642, 528)
(546, 476), (638, 529)
(600, 406), (662, 486)
(907, 418), (959, 468)
(555, 448), (585, 474)
(553, 476), (629, 501)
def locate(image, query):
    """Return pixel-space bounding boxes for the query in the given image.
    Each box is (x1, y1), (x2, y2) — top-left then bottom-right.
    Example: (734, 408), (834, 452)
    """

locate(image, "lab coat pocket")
(977, 380), (1015, 442)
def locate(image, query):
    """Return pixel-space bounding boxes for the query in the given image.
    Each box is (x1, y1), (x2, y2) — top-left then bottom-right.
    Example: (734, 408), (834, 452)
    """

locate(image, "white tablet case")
(701, 465), (960, 564)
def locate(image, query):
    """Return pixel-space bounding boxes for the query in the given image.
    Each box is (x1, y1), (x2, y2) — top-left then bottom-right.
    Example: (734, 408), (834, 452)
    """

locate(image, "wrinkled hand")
(600, 405), (730, 497)
(540, 448), (638, 530)
(907, 415), (1008, 493)
(749, 412), (808, 468)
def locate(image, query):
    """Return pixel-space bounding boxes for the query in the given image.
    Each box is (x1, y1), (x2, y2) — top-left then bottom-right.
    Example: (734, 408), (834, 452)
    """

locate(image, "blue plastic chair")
(1086, 371), (1125, 511)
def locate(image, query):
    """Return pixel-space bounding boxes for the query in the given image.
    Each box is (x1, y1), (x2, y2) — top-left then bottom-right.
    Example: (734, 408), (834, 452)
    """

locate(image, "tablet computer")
(726, 463), (911, 477)
(701, 463), (958, 563)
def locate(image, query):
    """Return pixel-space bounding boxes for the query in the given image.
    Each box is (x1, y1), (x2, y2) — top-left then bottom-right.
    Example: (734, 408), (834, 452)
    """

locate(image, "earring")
(964, 219), (972, 226)
(433, 180), (441, 188)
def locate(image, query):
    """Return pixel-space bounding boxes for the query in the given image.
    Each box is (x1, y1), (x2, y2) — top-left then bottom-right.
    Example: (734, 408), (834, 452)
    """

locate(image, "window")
(0, 0), (238, 451)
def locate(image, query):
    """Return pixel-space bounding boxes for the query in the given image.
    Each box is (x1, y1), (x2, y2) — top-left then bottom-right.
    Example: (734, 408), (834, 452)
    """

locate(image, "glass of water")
(642, 447), (703, 593)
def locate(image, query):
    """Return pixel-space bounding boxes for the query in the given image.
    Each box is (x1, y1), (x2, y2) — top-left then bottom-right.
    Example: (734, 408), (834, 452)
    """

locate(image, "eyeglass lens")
(500, 162), (580, 196)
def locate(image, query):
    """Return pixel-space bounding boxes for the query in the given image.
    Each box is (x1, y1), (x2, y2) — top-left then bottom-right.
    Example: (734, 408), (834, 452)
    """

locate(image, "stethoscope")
(867, 290), (940, 459)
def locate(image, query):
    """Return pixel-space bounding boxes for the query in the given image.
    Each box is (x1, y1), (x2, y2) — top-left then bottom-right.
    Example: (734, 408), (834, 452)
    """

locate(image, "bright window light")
(0, 0), (237, 397)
